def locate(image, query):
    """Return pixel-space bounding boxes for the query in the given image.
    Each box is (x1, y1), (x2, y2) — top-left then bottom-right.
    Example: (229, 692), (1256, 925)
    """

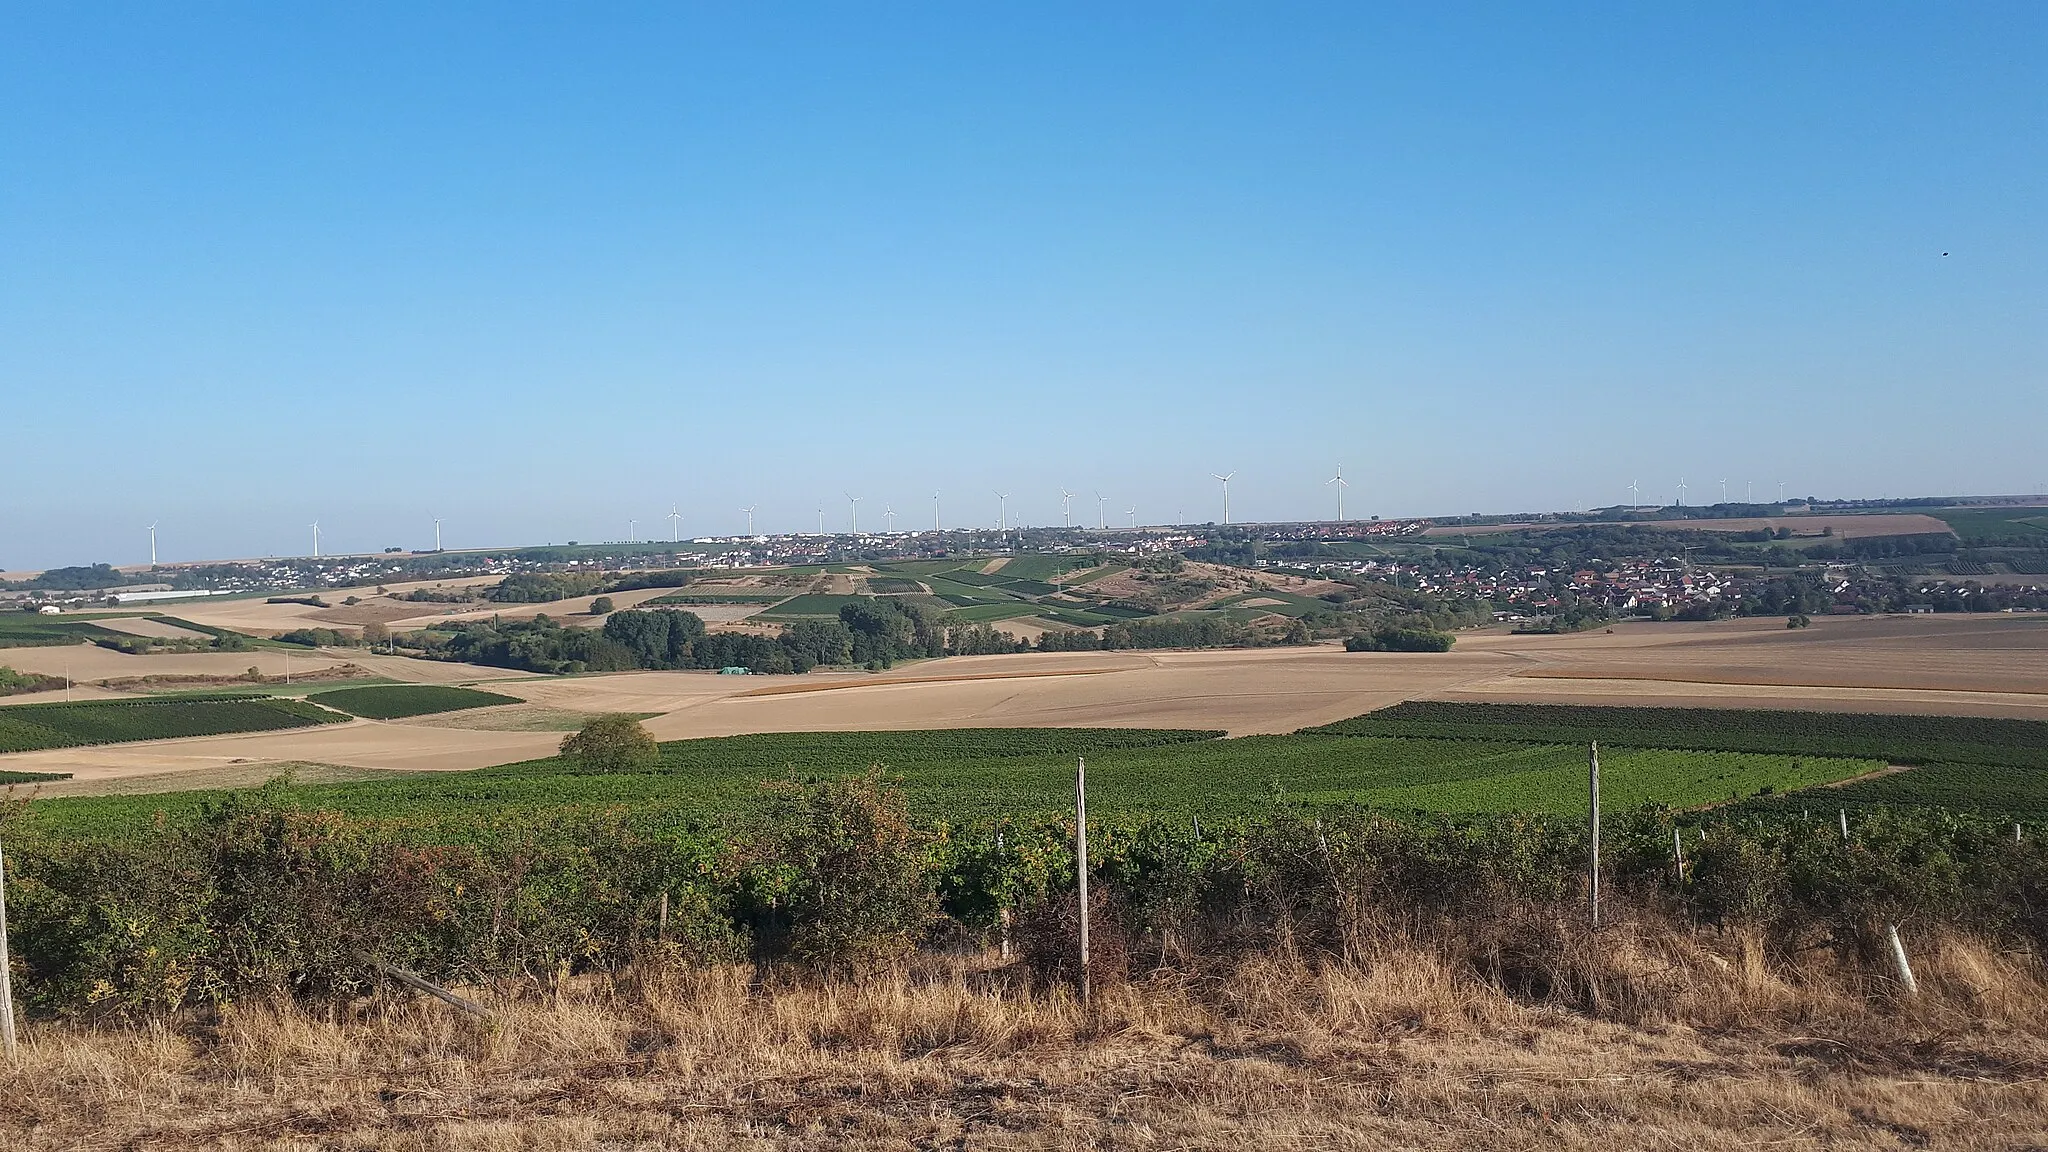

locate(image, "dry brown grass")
(4, 928), (2044, 1150)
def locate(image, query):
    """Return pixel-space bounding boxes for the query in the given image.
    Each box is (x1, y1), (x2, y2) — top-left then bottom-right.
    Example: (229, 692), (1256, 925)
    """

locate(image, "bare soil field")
(6, 615), (2045, 786)
(1425, 512), (1954, 539)
(0, 644), (358, 683)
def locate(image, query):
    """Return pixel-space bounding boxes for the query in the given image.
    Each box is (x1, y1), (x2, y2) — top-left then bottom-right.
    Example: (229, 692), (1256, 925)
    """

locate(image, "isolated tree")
(559, 713), (658, 773)
(588, 596), (615, 616)
(362, 621), (390, 647)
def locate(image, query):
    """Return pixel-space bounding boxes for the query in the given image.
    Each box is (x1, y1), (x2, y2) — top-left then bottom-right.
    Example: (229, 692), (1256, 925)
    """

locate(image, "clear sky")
(3, 3), (2042, 569)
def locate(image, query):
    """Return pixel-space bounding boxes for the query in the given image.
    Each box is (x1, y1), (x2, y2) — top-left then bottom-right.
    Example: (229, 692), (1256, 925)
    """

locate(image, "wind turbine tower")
(994, 491), (1009, 531)
(668, 508), (682, 542)
(1212, 472), (1236, 524)
(1126, 506), (1136, 528)
(1095, 491), (1107, 530)
(1627, 479), (1640, 504)
(146, 522), (158, 566)
(1060, 489), (1075, 528)
(629, 518), (638, 542)
(933, 492), (942, 532)
(1326, 465), (1349, 521)
(433, 518), (443, 551)
(817, 508), (825, 535)
(1719, 478), (1728, 503)
(741, 506), (757, 535)
(1676, 479), (1688, 507)
(884, 506), (896, 532)
(846, 493), (861, 533)
(310, 521), (321, 558)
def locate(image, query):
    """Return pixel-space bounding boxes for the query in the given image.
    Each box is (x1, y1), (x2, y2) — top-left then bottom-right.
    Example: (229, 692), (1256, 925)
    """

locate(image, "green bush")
(559, 714), (659, 773)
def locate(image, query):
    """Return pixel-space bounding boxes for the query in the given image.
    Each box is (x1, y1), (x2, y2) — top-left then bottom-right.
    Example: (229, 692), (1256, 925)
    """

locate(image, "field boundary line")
(734, 667), (1117, 699)
(1512, 668), (2048, 696)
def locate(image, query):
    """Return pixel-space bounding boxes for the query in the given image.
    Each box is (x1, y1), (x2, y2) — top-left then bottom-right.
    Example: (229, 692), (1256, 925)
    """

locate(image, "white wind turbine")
(667, 507), (682, 542)
(993, 491), (1009, 531)
(741, 506), (757, 535)
(845, 492), (861, 533)
(884, 506), (896, 532)
(933, 492), (942, 532)
(1675, 479), (1688, 507)
(146, 522), (159, 566)
(1212, 472), (1236, 524)
(817, 508), (826, 535)
(1326, 465), (1349, 521)
(629, 518), (638, 542)
(1719, 478), (1729, 503)
(1095, 491), (1107, 530)
(1627, 480), (1640, 504)
(433, 517), (443, 551)
(1060, 489), (1075, 528)
(1126, 506), (1136, 528)
(310, 521), (321, 558)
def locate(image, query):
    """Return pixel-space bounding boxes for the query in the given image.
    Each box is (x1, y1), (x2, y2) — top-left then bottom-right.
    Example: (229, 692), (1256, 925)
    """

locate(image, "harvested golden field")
(1425, 512), (1954, 539)
(5, 936), (2044, 1150)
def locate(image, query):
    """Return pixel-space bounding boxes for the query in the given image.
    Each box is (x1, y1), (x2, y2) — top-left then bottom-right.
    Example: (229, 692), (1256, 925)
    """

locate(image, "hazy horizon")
(5, 4), (2043, 570)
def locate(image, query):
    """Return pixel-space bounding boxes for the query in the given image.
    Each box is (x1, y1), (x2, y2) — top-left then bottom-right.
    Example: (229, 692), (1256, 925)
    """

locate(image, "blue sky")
(3, 3), (2042, 568)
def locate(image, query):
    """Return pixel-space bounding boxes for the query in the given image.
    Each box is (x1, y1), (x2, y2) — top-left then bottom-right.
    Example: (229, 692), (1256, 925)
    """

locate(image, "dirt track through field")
(5, 614), (2045, 786)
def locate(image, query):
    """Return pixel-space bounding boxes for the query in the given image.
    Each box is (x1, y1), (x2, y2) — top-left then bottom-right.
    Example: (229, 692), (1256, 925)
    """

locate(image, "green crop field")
(305, 684), (523, 719)
(0, 695), (346, 754)
(994, 555), (1098, 583)
(645, 591), (792, 605)
(945, 603), (1045, 623)
(935, 570), (1011, 587)
(863, 577), (925, 594)
(25, 725), (1877, 839)
(753, 594), (879, 618)
(1315, 702), (2048, 772)
(923, 578), (1026, 601)
(996, 578), (1061, 596)
(0, 617), (125, 648)
(1932, 508), (2048, 545)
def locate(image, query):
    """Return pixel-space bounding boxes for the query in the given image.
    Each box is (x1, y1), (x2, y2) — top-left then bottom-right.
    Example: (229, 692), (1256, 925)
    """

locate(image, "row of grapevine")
(4, 778), (2040, 1018)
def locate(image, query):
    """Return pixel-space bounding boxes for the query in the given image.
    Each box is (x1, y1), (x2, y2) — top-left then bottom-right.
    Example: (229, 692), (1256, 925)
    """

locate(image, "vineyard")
(1314, 701), (2048, 771)
(22, 727), (1877, 840)
(0, 695), (346, 754)
(304, 684), (523, 719)
(0, 617), (123, 648)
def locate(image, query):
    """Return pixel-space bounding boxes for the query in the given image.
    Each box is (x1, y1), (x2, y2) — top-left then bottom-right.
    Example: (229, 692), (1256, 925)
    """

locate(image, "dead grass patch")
(4, 931), (2045, 1149)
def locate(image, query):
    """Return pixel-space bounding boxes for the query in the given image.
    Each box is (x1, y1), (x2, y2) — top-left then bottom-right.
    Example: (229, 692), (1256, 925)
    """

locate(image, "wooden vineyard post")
(1839, 809), (1850, 841)
(996, 831), (1011, 962)
(1588, 742), (1601, 929)
(1076, 755), (1090, 1005)
(1671, 827), (1686, 885)
(657, 891), (669, 941)
(0, 846), (16, 1059)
